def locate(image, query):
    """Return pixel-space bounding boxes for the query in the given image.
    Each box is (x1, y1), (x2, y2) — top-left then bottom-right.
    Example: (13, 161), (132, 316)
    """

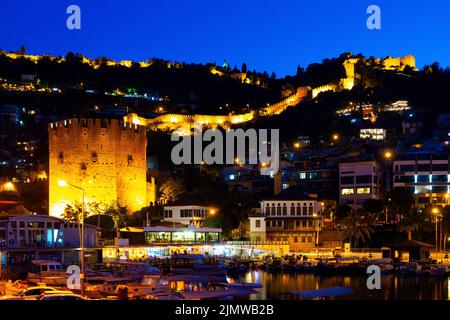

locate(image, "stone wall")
(49, 118), (148, 217)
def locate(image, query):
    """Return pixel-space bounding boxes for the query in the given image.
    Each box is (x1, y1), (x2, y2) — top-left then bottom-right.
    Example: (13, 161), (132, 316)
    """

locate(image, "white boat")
(368, 258), (394, 273)
(26, 260), (68, 286)
(430, 265), (450, 277)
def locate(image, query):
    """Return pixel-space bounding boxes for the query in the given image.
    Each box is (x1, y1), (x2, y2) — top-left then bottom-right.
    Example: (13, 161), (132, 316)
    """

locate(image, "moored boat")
(26, 260), (67, 286)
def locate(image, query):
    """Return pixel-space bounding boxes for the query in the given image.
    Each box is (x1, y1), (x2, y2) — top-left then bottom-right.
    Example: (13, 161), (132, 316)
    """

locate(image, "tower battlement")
(49, 118), (148, 217)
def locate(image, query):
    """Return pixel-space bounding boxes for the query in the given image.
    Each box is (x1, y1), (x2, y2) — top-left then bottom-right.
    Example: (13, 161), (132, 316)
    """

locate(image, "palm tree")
(398, 207), (425, 240)
(341, 209), (374, 247)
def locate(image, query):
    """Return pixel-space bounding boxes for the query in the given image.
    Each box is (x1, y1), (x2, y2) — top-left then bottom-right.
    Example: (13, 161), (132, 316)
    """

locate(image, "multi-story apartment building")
(163, 205), (216, 227)
(297, 167), (339, 200)
(339, 161), (383, 209)
(249, 193), (323, 251)
(393, 152), (450, 207)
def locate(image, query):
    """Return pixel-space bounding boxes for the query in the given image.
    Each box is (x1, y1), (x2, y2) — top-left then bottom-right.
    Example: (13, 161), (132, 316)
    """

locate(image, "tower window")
(91, 152), (98, 163)
(58, 152), (64, 164)
(127, 155), (134, 165)
(80, 163), (87, 170)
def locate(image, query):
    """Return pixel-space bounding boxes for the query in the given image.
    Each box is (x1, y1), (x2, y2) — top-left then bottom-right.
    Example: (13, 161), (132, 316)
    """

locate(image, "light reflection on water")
(232, 271), (449, 300)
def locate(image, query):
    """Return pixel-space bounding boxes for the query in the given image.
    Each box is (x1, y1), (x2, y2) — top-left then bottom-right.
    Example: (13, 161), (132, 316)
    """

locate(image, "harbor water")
(232, 271), (450, 300)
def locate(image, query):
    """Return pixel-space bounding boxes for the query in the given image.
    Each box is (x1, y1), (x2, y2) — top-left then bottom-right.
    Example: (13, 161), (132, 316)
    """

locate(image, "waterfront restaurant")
(144, 225), (221, 244)
(101, 226), (223, 262)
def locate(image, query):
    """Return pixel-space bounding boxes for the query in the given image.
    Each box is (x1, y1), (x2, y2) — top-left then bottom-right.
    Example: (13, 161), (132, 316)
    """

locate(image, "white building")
(0, 214), (98, 249)
(393, 154), (450, 207)
(163, 205), (216, 227)
(249, 193), (323, 251)
(339, 161), (383, 209)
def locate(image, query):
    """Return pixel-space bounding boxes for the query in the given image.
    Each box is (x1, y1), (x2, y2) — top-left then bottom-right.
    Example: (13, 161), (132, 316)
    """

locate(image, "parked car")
(18, 286), (60, 300)
(38, 293), (88, 301)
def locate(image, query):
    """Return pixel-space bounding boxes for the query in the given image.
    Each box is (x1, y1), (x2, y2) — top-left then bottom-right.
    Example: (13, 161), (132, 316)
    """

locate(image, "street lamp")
(58, 180), (86, 296)
(313, 213), (320, 247)
(432, 207), (439, 259)
(384, 151), (393, 160)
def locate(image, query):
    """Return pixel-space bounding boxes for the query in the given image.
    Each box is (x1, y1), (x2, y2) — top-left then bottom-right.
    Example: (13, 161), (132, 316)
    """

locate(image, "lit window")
(341, 188), (354, 195)
(299, 172), (306, 179)
(356, 187), (371, 194)
(229, 174), (235, 180)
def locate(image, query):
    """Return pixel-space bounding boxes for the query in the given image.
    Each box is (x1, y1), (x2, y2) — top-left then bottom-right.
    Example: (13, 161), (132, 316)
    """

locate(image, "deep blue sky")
(1, 1), (449, 76)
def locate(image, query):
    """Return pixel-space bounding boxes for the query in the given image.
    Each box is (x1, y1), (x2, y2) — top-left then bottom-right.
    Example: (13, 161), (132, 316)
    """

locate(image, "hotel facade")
(249, 195), (323, 251)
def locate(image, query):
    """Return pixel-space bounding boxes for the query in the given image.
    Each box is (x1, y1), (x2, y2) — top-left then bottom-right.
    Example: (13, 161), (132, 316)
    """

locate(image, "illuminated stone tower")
(49, 118), (148, 217)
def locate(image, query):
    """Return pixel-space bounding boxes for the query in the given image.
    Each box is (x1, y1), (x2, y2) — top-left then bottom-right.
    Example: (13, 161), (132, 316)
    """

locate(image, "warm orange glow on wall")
(49, 119), (149, 217)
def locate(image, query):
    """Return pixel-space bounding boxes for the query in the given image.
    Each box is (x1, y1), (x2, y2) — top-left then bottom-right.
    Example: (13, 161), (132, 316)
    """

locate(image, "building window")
(307, 236), (313, 243)
(290, 207), (295, 215)
(341, 188), (354, 195)
(293, 236), (298, 243)
(301, 236), (306, 243)
(340, 176), (354, 184)
(127, 155), (134, 165)
(299, 172), (306, 179)
(356, 187), (371, 194)
(355, 175), (372, 184)
(255, 220), (261, 228)
(282, 207), (287, 215)
(58, 152), (64, 164)
(91, 152), (98, 163)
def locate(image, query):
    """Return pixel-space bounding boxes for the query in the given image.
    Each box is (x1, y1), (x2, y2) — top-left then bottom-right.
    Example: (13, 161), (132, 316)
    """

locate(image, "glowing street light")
(384, 151), (393, 160)
(332, 134), (339, 141)
(209, 209), (217, 216)
(58, 179), (86, 296)
(57, 180), (69, 187)
(294, 142), (301, 149)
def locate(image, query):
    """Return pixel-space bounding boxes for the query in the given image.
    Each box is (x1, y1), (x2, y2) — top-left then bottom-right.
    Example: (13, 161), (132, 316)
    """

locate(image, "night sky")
(1, 0), (449, 76)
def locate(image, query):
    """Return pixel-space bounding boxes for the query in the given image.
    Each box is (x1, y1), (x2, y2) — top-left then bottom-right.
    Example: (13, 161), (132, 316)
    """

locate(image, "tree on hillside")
(296, 65), (304, 79)
(281, 83), (295, 98)
(241, 62), (247, 73)
(159, 178), (187, 203)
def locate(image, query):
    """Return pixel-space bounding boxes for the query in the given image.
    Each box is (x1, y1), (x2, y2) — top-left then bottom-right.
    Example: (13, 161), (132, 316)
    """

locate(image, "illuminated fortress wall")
(49, 118), (148, 217)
